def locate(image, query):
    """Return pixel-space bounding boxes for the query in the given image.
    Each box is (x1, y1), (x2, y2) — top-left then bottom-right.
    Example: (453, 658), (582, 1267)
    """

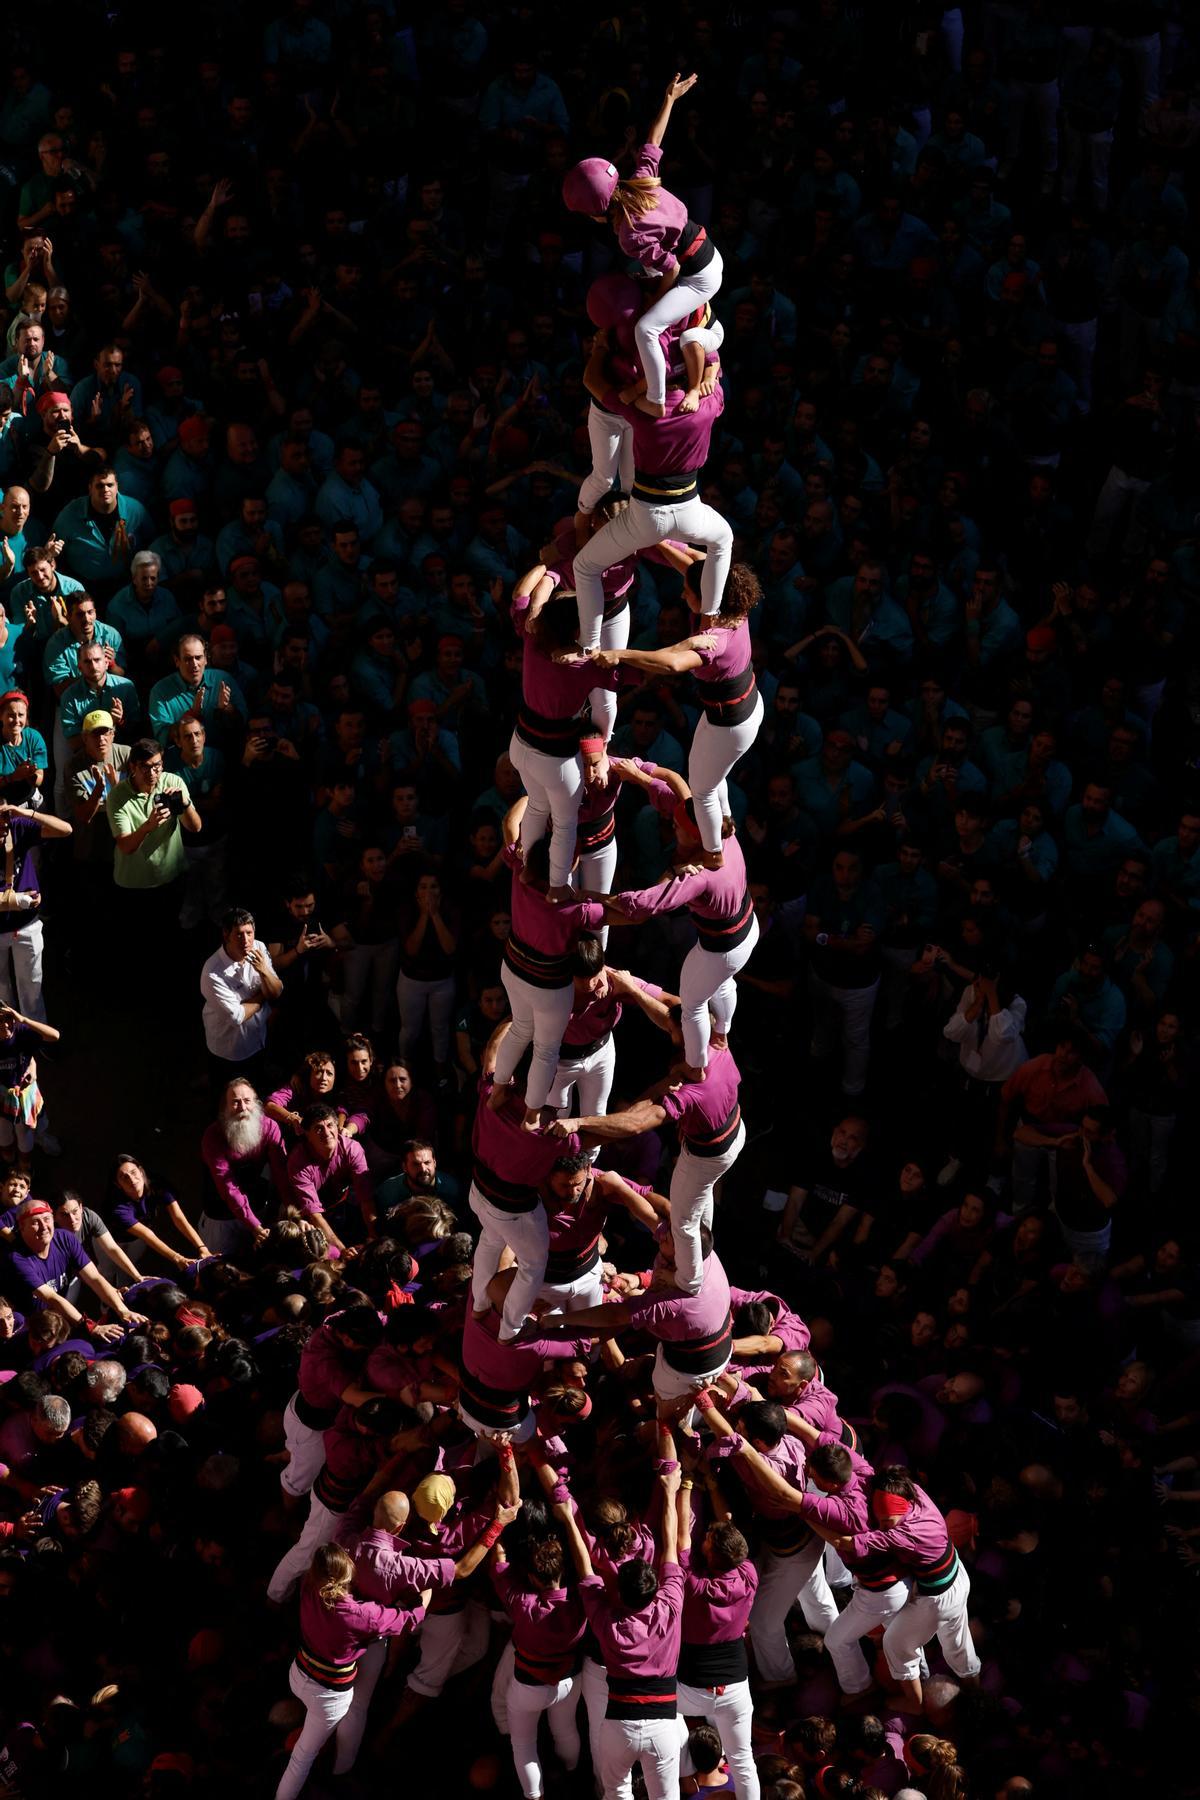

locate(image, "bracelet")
(481, 1520), (504, 1549)
(680, 1478), (694, 1491)
(694, 1388), (716, 1413)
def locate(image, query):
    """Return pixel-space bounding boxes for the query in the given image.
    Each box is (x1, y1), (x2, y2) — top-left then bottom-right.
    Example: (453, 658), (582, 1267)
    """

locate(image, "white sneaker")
(937, 1156), (961, 1188)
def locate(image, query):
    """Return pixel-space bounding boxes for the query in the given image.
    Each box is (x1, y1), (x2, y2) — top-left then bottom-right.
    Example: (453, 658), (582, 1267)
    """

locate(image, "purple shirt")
(693, 618), (752, 686)
(492, 1563), (586, 1668)
(576, 757), (674, 845)
(628, 1250), (731, 1346)
(729, 1288), (811, 1372)
(615, 834), (748, 931)
(599, 382), (724, 476)
(336, 1497), (457, 1604)
(791, 1377), (842, 1437)
(562, 975), (661, 1049)
(287, 1133), (373, 1220)
(847, 1478), (950, 1567)
(298, 1315), (361, 1413)
(513, 611), (618, 720)
(297, 1582), (422, 1665)
(472, 1074), (582, 1192)
(798, 1432), (873, 1537)
(201, 1117), (288, 1229)
(504, 842), (606, 957)
(9, 1228), (89, 1300)
(461, 1307), (579, 1392)
(616, 143), (691, 277)
(659, 1046), (741, 1149)
(580, 1560), (685, 1679)
(679, 1545), (758, 1644)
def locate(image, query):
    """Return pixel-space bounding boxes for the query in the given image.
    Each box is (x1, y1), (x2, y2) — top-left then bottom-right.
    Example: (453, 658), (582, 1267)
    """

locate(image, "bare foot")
(678, 388), (700, 414)
(710, 1030), (729, 1052)
(545, 884), (576, 905)
(720, 814), (734, 838)
(677, 1061), (707, 1083)
(699, 848), (724, 869)
(520, 1106), (542, 1132)
(634, 395), (666, 418)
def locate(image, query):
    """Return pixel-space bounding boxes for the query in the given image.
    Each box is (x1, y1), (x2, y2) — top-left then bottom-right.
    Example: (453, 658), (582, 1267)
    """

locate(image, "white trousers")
(510, 731), (584, 890)
(809, 972), (879, 1097)
(670, 1123), (746, 1295)
(458, 1398), (537, 1445)
(279, 1393), (328, 1498)
(635, 247), (724, 406)
(275, 1662), (359, 1800)
(267, 1492), (341, 1603)
(823, 1580), (910, 1694)
(688, 696), (764, 853)
(396, 971), (456, 1063)
(600, 1714), (681, 1800)
(680, 912), (759, 1068)
(546, 1035), (616, 1117)
(749, 1539), (838, 1683)
(651, 1343), (731, 1404)
(0, 919), (45, 1022)
(581, 1655), (608, 1775)
(591, 605), (630, 740)
(676, 1677), (759, 1800)
(576, 837), (618, 948)
(509, 1673), (581, 1798)
(469, 1182), (549, 1339)
(328, 1637), (387, 1774)
(580, 402), (635, 514)
(495, 968), (574, 1110)
(881, 1565), (980, 1683)
(539, 1261), (606, 1316)
(574, 496), (732, 651)
(407, 1599), (489, 1698)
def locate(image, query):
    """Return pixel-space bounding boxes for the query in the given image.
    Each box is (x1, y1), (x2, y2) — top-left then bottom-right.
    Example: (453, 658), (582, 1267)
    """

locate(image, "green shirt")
(104, 773), (191, 889)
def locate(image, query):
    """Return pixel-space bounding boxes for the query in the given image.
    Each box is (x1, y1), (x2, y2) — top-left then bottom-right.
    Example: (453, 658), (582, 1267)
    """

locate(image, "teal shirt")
(148, 670), (247, 741)
(44, 622), (126, 687)
(793, 757), (877, 836)
(107, 584), (181, 649)
(58, 675), (142, 742)
(1063, 805), (1145, 876)
(51, 495), (154, 584)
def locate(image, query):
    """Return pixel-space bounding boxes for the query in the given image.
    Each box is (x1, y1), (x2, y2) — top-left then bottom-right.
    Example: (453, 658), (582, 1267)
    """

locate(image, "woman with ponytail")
(274, 1541), (429, 1800)
(589, 561), (763, 862)
(903, 1734), (966, 1800)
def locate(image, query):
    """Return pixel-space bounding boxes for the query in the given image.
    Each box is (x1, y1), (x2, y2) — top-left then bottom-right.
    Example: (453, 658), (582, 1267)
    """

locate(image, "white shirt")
(943, 985), (1028, 1083)
(200, 940), (277, 1060)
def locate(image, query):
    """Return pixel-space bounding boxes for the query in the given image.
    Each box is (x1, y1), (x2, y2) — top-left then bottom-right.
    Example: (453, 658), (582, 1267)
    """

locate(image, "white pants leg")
(395, 972), (457, 1063)
(0, 920), (45, 1022)
(469, 1183), (550, 1338)
(581, 1655), (608, 1775)
(509, 1673), (580, 1797)
(491, 1638), (515, 1732)
(279, 1393), (327, 1498)
(510, 733), (585, 891)
(580, 403), (634, 514)
(573, 498), (732, 650)
(539, 1263), (606, 1317)
(407, 1599), (490, 1697)
(880, 1566), (980, 1682)
(678, 913), (759, 1069)
(267, 1493), (341, 1603)
(275, 1663), (355, 1800)
(676, 1680), (758, 1800)
(546, 1037), (616, 1117)
(669, 1123), (746, 1295)
(823, 1582), (909, 1694)
(634, 249), (724, 405)
(592, 606), (631, 739)
(495, 968), (575, 1109)
(600, 1716), (681, 1800)
(331, 1638), (386, 1774)
(750, 1539), (837, 1682)
(651, 1344), (731, 1408)
(688, 696), (764, 853)
(575, 838), (618, 948)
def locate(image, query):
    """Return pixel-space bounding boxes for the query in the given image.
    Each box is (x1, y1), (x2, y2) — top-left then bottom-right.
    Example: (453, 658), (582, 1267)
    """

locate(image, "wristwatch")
(815, 932), (829, 946)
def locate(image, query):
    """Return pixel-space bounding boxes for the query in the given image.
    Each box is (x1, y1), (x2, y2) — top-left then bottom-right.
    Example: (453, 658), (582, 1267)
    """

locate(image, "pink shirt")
(287, 1133), (373, 1220)
(472, 1072), (582, 1197)
(492, 1564), (586, 1675)
(504, 842), (606, 957)
(511, 591), (618, 722)
(628, 1250), (731, 1345)
(615, 833), (749, 930)
(298, 1316), (360, 1414)
(679, 1545), (758, 1643)
(599, 381), (724, 475)
(562, 975), (661, 1048)
(659, 1046), (741, 1148)
(617, 143), (690, 276)
(576, 757), (675, 850)
(580, 1560), (685, 1679)
(847, 1479), (952, 1568)
(791, 1377), (842, 1437)
(797, 1432), (873, 1536)
(297, 1584), (422, 1667)
(692, 617), (752, 686)
(200, 1116), (287, 1230)
(336, 1500), (457, 1605)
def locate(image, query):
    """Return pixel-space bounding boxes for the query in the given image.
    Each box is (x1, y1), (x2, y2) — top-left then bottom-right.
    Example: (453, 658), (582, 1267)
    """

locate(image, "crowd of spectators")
(0, 3), (1197, 1798)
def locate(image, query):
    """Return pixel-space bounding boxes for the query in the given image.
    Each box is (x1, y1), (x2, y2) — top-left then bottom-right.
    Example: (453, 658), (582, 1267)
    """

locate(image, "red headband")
(871, 1490), (913, 1521)
(20, 1200), (52, 1219)
(578, 735), (605, 754)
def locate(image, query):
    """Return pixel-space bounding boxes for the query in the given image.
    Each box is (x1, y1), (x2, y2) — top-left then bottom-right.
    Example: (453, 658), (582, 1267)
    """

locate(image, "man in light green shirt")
(104, 737), (201, 891)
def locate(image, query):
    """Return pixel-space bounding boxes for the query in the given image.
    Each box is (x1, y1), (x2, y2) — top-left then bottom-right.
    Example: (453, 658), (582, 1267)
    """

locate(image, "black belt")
(514, 1643), (581, 1686)
(504, 931), (573, 990)
(678, 1636), (748, 1686)
(632, 466), (702, 505)
(544, 1237), (601, 1282)
(577, 809), (616, 853)
(458, 1362), (530, 1430)
(689, 891), (755, 953)
(682, 1102), (742, 1159)
(661, 1312), (732, 1373)
(606, 1672), (677, 1720)
(677, 218), (714, 271)
(559, 1029), (611, 1062)
(293, 1391), (338, 1431)
(473, 1161), (538, 1215)
(516, 704), (584, 758)
(699, 669), (759, 727)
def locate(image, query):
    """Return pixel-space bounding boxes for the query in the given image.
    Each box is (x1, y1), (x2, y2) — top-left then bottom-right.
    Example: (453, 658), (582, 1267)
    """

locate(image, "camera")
(159, 787), (186, 817)
(256, 731), (278, 754)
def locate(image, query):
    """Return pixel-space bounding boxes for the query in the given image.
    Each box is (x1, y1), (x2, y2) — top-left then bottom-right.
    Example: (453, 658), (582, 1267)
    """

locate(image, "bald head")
(117, 1412), (158, 1455)
(373, 1489), (410, 1535)
(767, 1348), (816, 1401)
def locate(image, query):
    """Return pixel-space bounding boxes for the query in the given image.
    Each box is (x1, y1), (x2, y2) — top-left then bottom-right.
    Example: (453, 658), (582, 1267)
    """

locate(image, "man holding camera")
(104, 739), (202, 958)
(200, 906), (283, 1099)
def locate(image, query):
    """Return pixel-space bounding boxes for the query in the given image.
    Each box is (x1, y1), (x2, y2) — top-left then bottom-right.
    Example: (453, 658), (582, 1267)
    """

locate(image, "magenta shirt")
(504, 842), (606, 954)
(472, 1073), (582, 1186)
(298, 1316), (360, 1412)
(616, 143), (690, 276)
(200, 1116), (287, 1230)
(798, 1432), (873, 1536)
(298, 1584), (422, 1663)
(287, 1133), (372, 1219)
(580, 1560), (685, 1678)
(616, 833), (748, 929)
(492, 1564), (586, 1659)
(514, 617), (617, 720)
(679, 1545), (758, 1643)
(599, 381), (724, 475)
(692, 617), (752, 686)
(729, 1288), (811, 1367)
(628, 1250), (731, 1345)
(461, 1306), (581, 1390)
(848, 1479), (950, 1566)
(659, 1045), (741, 1145)
(562, 975), (661, 1048)
(792, 1378), (842, 1437)
(576, 757), (674, 837)
(336, 1504), (457, 1605)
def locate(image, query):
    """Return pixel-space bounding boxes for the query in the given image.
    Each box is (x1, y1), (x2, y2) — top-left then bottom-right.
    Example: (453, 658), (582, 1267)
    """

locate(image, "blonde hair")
(611, 177), (662, 224)
(907, 1736), (965, 1800)
(309, 1542), (355, 1609)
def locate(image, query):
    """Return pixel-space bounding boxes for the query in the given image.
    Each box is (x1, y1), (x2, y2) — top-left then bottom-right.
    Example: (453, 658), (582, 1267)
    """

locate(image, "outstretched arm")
(646, 73), (698, 149)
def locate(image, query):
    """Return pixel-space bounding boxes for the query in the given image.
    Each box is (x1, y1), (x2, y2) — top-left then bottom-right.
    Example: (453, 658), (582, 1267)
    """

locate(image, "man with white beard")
(200, 1078), (289, 1254)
